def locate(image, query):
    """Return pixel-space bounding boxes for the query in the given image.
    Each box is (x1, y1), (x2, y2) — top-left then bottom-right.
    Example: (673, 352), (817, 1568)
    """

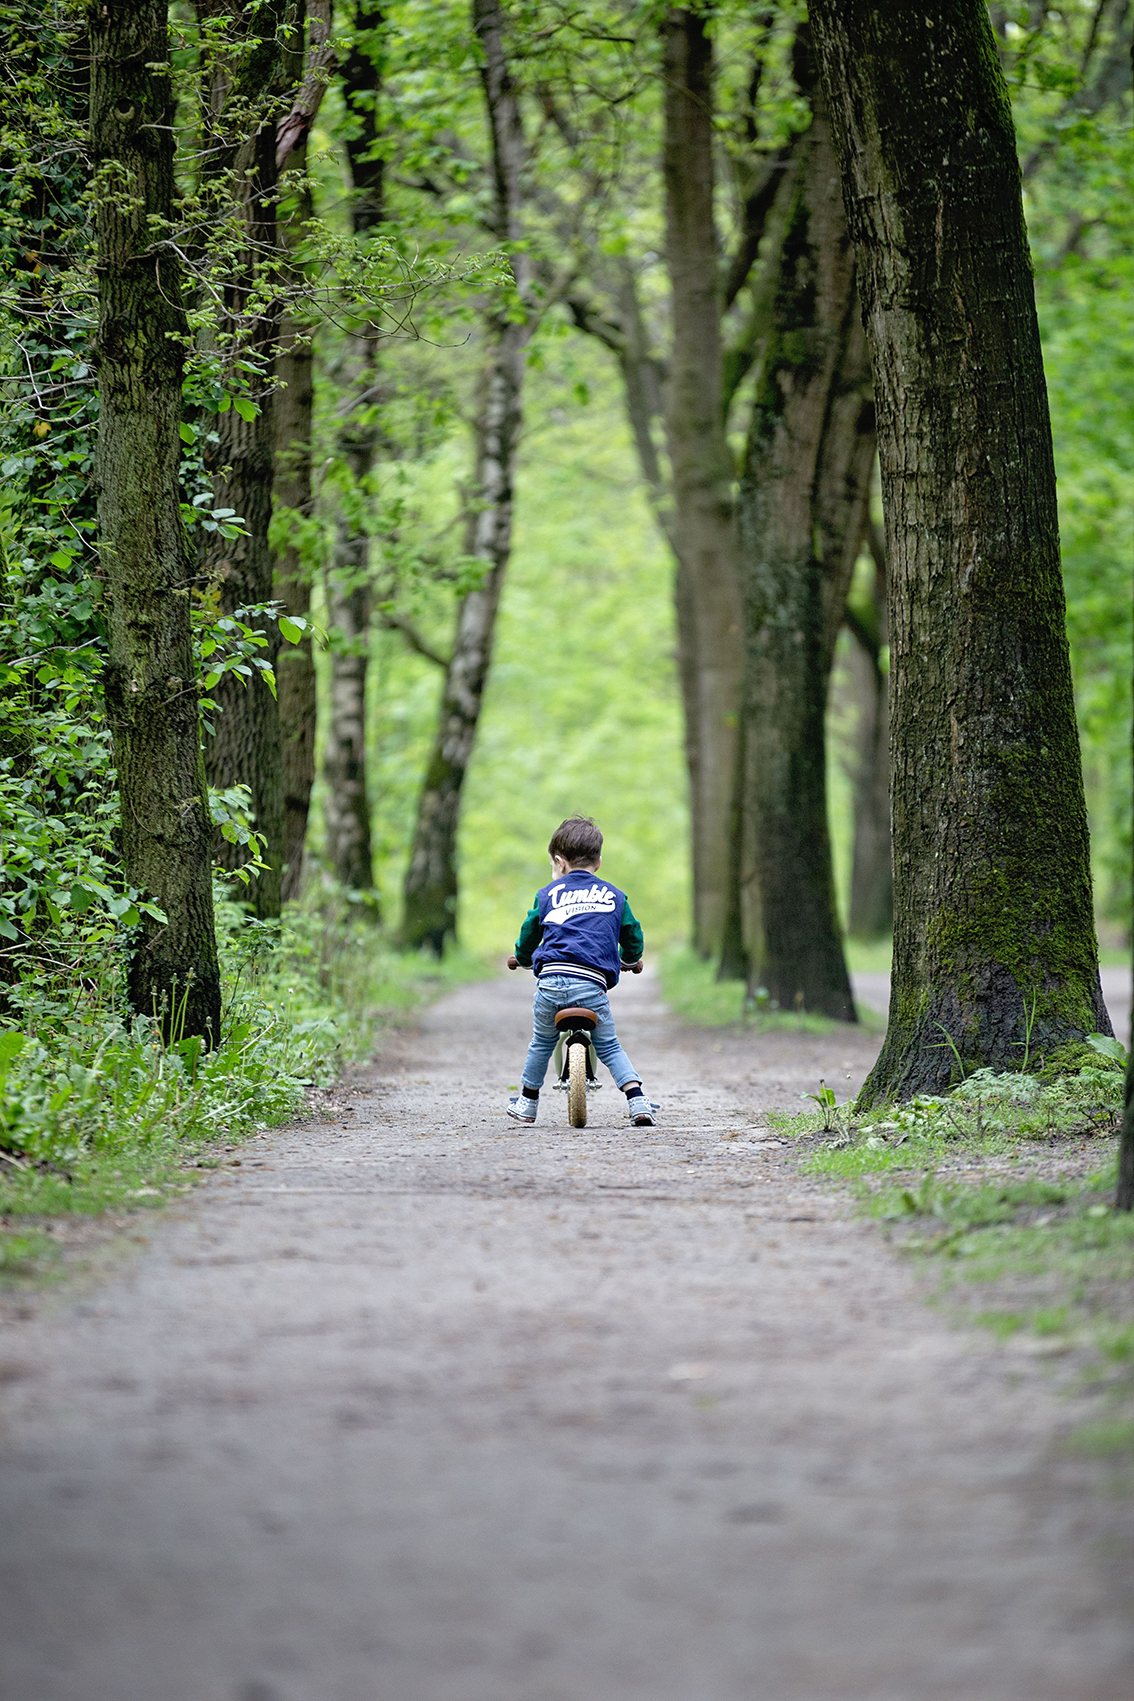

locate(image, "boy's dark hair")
(548, 816), (603, 868)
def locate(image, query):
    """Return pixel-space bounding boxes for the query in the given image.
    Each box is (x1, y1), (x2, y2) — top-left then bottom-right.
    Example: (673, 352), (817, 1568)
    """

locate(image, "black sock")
(522, 1085), (539, 1100)
(622, 1083), (642, 1099)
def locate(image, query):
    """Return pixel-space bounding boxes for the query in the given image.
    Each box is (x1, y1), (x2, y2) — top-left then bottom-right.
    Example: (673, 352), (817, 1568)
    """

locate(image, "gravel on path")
(0, 969), (1131, 1701)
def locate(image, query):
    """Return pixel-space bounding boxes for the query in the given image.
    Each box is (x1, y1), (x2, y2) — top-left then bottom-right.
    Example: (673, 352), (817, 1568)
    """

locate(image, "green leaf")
(0, 1032), (26, 1070)
(233, 396), (257, 423)
(179, 422), (197, 445)
(278, 616), (303, 644)
(1086, 1033), (1126, 1064)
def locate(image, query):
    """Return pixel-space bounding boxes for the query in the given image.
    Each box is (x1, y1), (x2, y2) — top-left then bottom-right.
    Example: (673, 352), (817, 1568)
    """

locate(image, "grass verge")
(0, 893), (486, 1283)
(766, 1053), (1134, 1452)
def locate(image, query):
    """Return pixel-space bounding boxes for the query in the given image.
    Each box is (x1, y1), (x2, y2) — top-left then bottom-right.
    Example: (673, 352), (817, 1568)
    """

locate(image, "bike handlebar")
(506, 955), (644, 974)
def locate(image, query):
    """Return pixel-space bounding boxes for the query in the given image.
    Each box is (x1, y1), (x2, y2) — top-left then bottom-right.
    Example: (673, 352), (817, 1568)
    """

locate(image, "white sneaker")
(625, 1092), (656, 1127)
(507, 1092), (538, 1124)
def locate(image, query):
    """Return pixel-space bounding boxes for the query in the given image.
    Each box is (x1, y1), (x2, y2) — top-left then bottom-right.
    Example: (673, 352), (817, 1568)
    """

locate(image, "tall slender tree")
(844, 519), (892, 940)
(90, 0), (220, 1040)
(661, 7), (744, 961)
(198, 0), (294, 918)
(810, 0), (1110, 1101)
(274, 0), (337, 900)
(321, 3), (386, 898)
(733, 40), (873, 1019)
(400, 0), (534, 952)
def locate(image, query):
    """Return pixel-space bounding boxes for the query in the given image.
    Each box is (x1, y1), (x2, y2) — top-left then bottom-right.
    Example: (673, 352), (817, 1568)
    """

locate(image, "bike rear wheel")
(567, 1040), (587, 1127)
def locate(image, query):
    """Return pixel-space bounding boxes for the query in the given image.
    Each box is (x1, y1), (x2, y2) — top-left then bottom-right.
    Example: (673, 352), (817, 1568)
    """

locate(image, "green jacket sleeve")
(619, 901), (644, 963)
(514, 899), (543, 966)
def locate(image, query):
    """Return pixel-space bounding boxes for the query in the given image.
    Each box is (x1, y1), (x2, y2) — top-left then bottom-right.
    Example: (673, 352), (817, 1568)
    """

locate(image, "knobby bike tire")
(567, 1041), (587, 1127)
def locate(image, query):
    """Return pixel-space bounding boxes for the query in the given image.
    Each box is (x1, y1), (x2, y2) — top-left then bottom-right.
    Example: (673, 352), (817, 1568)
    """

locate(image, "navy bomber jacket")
(514, 869), (644, 990)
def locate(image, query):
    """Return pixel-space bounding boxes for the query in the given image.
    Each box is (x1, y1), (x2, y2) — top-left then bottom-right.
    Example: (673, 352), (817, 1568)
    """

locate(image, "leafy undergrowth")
(659, 947), (884, 1033)
(769, 1049), (1134, 1448)
(0, 892), (486, 1282)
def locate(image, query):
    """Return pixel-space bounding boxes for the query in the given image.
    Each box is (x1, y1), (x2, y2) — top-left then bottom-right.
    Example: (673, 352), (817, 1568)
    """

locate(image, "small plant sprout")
(932, 1022), (967, 1081)
(803, 1078), (840, 1133)
(1014, 990), (1039, 1073)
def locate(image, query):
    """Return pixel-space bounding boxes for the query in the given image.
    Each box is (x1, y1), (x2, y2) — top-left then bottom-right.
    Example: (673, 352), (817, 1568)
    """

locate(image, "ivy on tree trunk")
(198, 0), (291, 920)
(811, 0), (1110, 1101)
(90, 0), (220, 1041)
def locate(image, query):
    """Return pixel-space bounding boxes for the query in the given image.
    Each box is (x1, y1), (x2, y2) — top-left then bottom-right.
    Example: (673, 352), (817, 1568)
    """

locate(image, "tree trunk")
(204, 371), (284, 920)
(198, 0), (289, 919)
(273, 321), (317, 903)
(1119, 713), (1134, 1205)
(811, 0), (1110, 1101)
(91, 0), (220, 1042)
(321, 5), (385, 897)
(323, 547), (374, 893)
(734, 60), (873, 1021)
(846, 526), (892, 939)
(274, 1), (335, 902)
(662, 8), (744, 960)
(400, 0), (531, 953)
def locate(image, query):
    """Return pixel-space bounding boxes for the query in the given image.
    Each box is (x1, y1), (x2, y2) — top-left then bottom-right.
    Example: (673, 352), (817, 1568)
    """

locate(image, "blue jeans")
(521, 974), (639, 1092)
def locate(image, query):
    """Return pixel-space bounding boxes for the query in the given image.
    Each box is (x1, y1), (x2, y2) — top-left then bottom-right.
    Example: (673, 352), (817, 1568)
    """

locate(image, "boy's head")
(548, 816), (603, 874)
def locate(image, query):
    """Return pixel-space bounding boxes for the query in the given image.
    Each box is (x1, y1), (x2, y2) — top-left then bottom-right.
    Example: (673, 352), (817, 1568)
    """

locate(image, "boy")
(506, 816), (656, 1128)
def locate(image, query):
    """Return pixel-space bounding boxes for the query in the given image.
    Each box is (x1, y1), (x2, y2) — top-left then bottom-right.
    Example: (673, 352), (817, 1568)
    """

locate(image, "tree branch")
(276, 0), (338, 169)
(378, 610), (450, 669)
(1021, 0), (1132, 182)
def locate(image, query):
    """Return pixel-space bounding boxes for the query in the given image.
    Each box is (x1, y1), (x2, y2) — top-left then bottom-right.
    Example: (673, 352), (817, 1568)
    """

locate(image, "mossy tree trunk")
(400, 0), (532, 954)
(662, 7), (744, 961)
(811, 0), (1110, 1101)
(197, 0), (291, 919)
(90, 0), (220, 1041)
(734, 58), (873, 1021)
(322, 4), (387, 899)
(1120, 1013), (1134, 1210)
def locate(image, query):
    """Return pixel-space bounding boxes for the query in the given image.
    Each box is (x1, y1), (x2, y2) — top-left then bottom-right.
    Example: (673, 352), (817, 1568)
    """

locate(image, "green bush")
(0, 891), (485, 1220)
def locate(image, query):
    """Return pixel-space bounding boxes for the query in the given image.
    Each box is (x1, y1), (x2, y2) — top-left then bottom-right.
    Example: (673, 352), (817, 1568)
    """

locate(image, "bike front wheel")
(567, 1040), (588, 1127)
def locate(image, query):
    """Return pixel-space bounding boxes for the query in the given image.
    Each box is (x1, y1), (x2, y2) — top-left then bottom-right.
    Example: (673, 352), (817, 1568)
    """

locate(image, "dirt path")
(1, 970), (1131, 1701)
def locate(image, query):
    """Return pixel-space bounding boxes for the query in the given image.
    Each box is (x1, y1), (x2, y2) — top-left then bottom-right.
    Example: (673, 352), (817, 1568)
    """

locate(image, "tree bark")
(811, 0), (1110, 1101)
(274, 1), (334, 901)
(323, 556), (374, 893)
(662, 8), (745, 960)
(1116, 566), (1134, 1212)
(400, 0), (532, 953)
(845, 525), (893, 939)
(198, 0), (290, 919)
(321, 5), (385, 897)
(273, 297), (317, 902)
(91, 0), (220, 1041)
(734, 60), (873, 1020)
